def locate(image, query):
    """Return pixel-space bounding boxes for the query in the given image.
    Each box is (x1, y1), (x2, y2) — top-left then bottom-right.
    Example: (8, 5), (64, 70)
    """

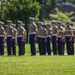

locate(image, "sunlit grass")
(0, 44), (75, 75)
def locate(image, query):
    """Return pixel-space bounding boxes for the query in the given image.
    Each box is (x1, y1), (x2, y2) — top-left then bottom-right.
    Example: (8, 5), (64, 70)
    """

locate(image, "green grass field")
(0, 44), (75, 75)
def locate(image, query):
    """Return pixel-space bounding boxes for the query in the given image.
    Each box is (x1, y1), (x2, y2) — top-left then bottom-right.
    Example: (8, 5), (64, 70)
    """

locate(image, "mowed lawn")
(0, 44), (75, 75)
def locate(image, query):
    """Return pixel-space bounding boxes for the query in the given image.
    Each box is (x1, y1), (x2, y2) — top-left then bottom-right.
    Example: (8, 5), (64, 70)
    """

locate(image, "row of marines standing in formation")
(29, 18), (75, 55)
(0, 17), (75, 56)
(0, 20), (26, 56)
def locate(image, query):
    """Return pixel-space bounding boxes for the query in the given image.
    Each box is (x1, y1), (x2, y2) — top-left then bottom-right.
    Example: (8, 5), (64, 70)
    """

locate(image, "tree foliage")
(36, 0), (57, 21)
(1, 0), (41, 26)
(0, 0), (41, 42)
(0, 0), (41, 40)
(43, 0), (57, 19)
(49, 8), (75, 22)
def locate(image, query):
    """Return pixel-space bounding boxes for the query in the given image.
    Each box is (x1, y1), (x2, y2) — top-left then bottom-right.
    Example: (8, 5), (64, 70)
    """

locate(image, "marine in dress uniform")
(0, 21), (5, 55)
(6, 20), (13, 56)
(52, 20), (58, 55)
(65, 21), (73, 55)
(70, 22), (75, 55)
(46, 23), (52, 55)
(11, 23), (17, 55)
(17, 20), (25, 56)
(57, 21), (65, 55)
(29, 17), (37, 55)
(41, 23), (47, 55)
(22, 23), (26, 55)
(37, 21), (43, 55)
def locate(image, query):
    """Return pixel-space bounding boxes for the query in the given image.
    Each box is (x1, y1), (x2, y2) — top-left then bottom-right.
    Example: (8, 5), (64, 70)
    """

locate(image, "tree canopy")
(0, 0), (41, 36)
(1, 0), (41, 24)
(49, 8), (75, 22)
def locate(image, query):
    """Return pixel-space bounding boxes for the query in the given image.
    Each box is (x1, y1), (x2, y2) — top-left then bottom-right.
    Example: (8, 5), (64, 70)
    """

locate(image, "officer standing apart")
(6, 20), (14, 56)
(29, 17), (37, 55)
(65, 22), (73, 55)
(57, 21), (65, 55)
(46, 23), (52, 55)
(17, 20), (25, 56)
(37, 21), (43, 55)
(11, 23), (17, 55)
(52, 20), (58, 55)
(0, 21), (5, 56)
(41, 23), (47, 55)
(22, 23), (26, 55)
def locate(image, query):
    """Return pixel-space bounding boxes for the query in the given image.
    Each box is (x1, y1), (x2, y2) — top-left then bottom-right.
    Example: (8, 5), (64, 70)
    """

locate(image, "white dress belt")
(0, 35), (4, 37)
(18, 35), (22, 37)
(38, 36), (41, 37)
(7, 35), (12, 37)
(41, 36), (46, 38)
(66, 35), (71, 36)
(47, 35), (51, 37)
(30, 32), (36, 34)
(52, 34), (57, 36)
(58, 36), (62, 37)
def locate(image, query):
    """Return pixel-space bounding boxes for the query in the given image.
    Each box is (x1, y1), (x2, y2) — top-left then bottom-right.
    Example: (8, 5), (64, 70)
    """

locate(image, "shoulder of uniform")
(73, 27), (75, 29)
(50, 28), (52, 30)
(60, 26), (63, 30)
(24, 29), (26, 32)
(21, 26), (23, 29)
(56, 26), (58, 28)
(22, 26), (25, 30)
(63, 28), (65, 30)
(33, 23), (36, 25)
(69, 26), (72, 29)
(2, 27), (4, 30)
(14, 28), (17, 31)
(10, 26), (13, 29)
(45, 28), (47, 30)
(54, 26), (58, 28)
(33, 23), (37, 27)
(23, 28), (26, 31)
(21, 26), (25, 31)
